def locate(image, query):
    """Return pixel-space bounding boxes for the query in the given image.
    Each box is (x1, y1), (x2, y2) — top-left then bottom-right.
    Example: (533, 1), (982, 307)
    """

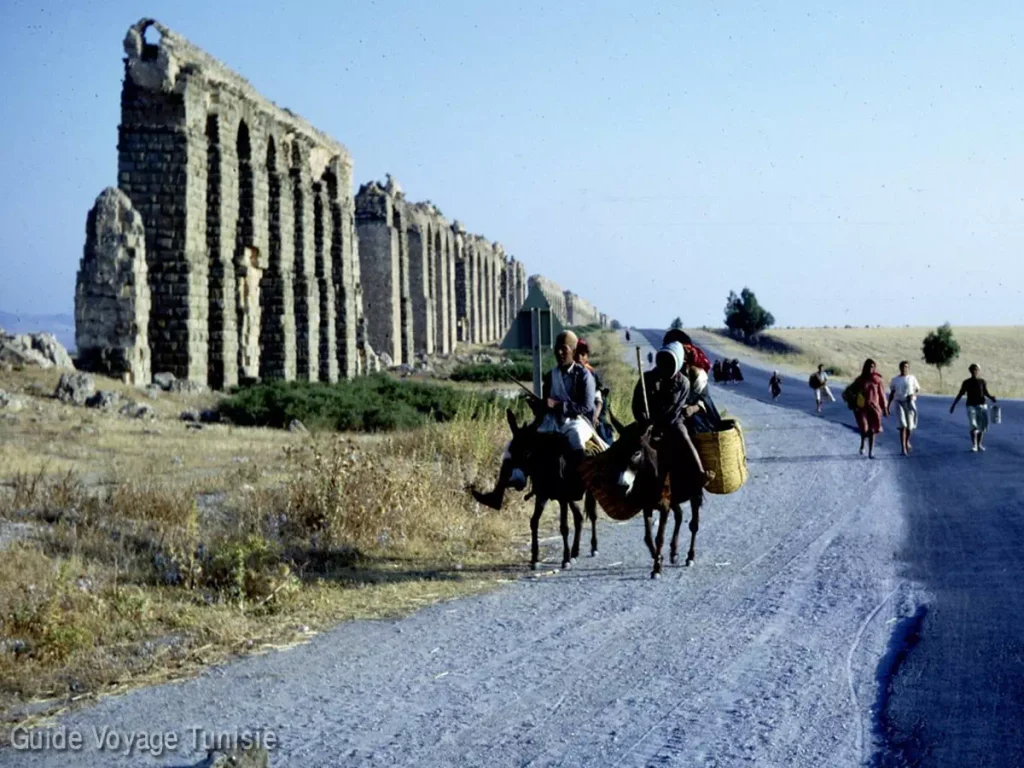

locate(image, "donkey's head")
(502, 409), (532, 492)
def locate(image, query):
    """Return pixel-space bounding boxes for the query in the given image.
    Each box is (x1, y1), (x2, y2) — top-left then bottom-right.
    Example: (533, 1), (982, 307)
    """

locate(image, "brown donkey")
(503, 410), (599, 570)
(604, 414), (705, 579)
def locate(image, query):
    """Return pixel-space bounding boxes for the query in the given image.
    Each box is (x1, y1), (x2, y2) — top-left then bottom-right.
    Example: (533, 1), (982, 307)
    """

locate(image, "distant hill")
(0, 311), (75, 352)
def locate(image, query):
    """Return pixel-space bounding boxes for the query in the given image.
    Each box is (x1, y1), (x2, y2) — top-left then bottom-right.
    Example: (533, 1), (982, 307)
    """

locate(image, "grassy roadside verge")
(0, 367), (542, 741)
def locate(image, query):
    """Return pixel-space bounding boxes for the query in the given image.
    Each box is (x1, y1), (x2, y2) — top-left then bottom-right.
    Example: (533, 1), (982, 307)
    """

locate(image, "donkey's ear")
(506, 408), (519, 434)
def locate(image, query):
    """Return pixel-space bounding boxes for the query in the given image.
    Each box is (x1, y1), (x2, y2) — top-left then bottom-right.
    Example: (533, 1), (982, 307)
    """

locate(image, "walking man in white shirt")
(812, 364), (836, 413)
(887, 360), (921, 456)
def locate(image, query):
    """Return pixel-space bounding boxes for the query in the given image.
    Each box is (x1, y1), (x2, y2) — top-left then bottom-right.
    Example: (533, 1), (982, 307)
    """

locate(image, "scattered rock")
(170, 379), (207, 395)
(143, 384), (163, 400)
(393, 363), (414, 376)
(186, 422), (204, 431)
(379, 351), (394, 368)
(152, 372), (176, 391)
(287, 418), (309, 434)
(54, 372), (96, 405)
(85, 390), (121, 410)
(199, 409), (222, 424)
(195, 746), (270, 768)
(119, 401), (156, 420)
(0, 389), (25, 413)
(25, 383), (49, 398)
(180, 411), (199, 422)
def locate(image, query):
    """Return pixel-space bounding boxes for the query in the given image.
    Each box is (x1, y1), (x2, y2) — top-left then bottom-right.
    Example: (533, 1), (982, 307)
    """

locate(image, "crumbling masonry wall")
(102, 18), (360, 386)
(77, 20), (611, 386)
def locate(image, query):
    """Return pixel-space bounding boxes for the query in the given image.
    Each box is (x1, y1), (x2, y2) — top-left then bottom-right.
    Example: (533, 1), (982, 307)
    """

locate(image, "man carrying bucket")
(950, 363), (999, 452)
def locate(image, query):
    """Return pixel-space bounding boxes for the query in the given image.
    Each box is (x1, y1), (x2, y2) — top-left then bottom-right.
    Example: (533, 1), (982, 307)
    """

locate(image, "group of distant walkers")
(794, 359), (1000, 457)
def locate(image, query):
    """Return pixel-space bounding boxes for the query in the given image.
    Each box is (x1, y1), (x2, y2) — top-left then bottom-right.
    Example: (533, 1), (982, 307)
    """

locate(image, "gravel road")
(7, 328), (1013, 766)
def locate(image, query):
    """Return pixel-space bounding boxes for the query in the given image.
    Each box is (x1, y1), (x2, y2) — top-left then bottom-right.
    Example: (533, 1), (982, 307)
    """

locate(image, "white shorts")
(815, 385), (835, 404)
(537, 414), (596, 451)
(897, 399), (918, 430)
(967, 405), (989, 432)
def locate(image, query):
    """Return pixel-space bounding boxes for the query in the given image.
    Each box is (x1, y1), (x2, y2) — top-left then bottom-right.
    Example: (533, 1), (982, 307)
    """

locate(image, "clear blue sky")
(2, 0), (1023, 328)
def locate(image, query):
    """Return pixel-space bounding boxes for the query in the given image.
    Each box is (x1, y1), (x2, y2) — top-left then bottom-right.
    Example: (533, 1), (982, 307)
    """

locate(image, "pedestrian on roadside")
(810, 364), (836, 413)
(625, 329), (631, 342)
(949, 363), (998, 452)
(850, 358), (889, 458)
(887, 360), (921, 456)
(769, 370), (783, 400)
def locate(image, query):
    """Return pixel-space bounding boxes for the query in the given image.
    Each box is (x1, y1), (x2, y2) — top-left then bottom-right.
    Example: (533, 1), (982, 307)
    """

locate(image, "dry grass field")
(690, 326), (1024, 397)
(1, 335), (630, 739)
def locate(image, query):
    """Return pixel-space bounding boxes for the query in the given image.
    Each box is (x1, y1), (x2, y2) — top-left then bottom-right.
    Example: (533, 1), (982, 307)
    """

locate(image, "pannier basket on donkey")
(578, 346), (748, 578)
(581, 418), (748, 522)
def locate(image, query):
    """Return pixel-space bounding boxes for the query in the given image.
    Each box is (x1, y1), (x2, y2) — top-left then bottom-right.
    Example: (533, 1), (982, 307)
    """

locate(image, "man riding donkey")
(471, 330), (598, 511)
(472, 330), (605, 568)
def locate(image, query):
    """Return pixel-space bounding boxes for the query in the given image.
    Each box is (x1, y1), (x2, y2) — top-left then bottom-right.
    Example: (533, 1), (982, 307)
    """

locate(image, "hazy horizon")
(2, 1), (1023, 328)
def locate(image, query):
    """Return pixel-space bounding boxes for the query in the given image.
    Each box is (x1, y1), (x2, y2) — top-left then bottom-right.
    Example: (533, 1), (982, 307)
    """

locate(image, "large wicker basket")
(579, 449), (644, 521)
(693, 419), (747, 495)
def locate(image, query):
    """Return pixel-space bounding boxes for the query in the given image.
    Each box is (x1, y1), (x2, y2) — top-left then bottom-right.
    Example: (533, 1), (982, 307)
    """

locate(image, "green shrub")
(450, 362), (533, 382)
(218, 375), (508, 432)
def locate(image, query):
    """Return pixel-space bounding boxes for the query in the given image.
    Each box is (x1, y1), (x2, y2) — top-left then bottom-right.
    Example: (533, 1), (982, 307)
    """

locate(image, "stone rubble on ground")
(0, 389), (25, 412)
(85, 389), (121, 410)
(119, 401), (156, 419)
(287, 418), (309, 434)
(54, 372), (96, 405)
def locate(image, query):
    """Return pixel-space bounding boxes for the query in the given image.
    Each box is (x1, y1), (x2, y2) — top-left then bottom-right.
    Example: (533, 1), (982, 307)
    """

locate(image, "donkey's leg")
(643, 509), (656, 559)
(585, 491), (599, 556)
(686, 495), (701, 567)
(652, 506), (670, 579)
(568, 499), (584, 563)
(530, 497), (546, 570)
(669, 503), (684, 565)
(560, 501), (573, 570)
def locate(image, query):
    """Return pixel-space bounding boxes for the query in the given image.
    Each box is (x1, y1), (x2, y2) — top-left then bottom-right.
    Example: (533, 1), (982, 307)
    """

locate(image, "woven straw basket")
(579, 450), (643, 521)
(693, 419), (748, 495)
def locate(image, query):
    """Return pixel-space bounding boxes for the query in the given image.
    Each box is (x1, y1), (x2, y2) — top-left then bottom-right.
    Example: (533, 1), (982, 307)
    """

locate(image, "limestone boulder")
(153, 372), (176, 391)
(0, 331), (75, 370)
(54, 373), (96, 406)
(119, 401), (156, 420)
(0, 389), (25, 413)
(85, 390), (122, 411)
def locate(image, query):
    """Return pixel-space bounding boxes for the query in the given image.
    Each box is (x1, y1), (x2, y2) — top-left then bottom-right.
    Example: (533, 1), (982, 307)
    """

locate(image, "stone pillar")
(259, 135), (296, 381)
(453, 223), (468, 344)
(472, 245), (483, 343)
(314, 180), (338, 382)
(406, 212), (435, 355)
(117, 49), (208, 383)
(356, 181), (403, 364)
(330, 158), (357, 380)
(433, 226), (450, 355)
(291, 143), (319, 380)
(75, 187), (152, 384)
(203, 113), (238, 389)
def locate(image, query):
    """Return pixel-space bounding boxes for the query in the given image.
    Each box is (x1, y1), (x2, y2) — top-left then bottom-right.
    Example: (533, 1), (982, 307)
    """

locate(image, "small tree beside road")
(922, 322), (961, 387)
(724, 288), (775, 341)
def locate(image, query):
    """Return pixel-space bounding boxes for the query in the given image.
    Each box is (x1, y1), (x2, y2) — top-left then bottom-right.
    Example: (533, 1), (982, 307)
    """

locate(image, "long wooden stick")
(636, 346), (650, 421)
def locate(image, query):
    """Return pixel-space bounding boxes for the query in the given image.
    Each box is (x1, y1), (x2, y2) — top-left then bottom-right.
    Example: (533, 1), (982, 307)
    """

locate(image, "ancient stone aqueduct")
(75, 20), (611, 388)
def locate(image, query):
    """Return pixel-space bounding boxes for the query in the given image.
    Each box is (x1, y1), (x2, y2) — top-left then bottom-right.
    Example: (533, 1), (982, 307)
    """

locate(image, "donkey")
(503, 409), (599, 570)
(605, 411), (705, 579)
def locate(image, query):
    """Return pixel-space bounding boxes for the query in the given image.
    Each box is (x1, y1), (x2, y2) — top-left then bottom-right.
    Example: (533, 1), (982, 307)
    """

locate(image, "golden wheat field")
(690, 326), (1024, 397)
